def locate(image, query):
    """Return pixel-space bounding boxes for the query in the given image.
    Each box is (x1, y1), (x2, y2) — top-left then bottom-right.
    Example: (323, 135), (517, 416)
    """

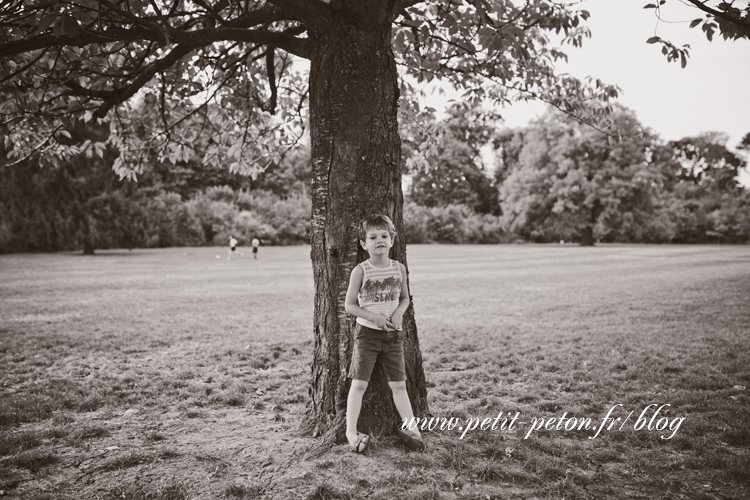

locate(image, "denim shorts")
(349, 325), (406, 382)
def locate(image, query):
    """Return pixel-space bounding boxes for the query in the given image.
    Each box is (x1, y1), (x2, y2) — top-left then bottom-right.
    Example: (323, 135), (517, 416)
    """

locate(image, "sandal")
(351, 433), (370, 453)
(397, 429), (425, 451)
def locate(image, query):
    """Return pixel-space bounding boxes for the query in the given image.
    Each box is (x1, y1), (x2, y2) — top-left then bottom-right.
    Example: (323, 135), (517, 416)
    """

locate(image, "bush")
(184, 195), (237, 245)
(402, 202), (509, 244)
(140, 192), (204, 247)
(234, 190), (310, 245)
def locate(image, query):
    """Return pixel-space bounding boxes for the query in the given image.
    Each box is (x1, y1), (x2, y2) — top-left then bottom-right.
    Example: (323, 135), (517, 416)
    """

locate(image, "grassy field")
(1, 244), (749, 500)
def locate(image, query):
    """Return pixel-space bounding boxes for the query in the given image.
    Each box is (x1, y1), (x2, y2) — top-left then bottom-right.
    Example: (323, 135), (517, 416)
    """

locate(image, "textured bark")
(580, 225), (594, 246)
(302, 13), (427, 443)
(580, 201), (601, 246)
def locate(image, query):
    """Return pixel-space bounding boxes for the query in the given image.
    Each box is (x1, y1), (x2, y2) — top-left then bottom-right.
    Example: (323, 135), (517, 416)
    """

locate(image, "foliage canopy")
(0, 0), (628, 178)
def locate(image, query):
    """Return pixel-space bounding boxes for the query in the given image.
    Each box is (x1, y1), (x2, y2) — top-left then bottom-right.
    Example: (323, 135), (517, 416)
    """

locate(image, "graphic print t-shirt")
(356, 259), (402, 330)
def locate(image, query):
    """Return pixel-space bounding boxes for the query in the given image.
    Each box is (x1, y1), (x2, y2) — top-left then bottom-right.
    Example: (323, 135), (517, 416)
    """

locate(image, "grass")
(1, 244), (749, 499)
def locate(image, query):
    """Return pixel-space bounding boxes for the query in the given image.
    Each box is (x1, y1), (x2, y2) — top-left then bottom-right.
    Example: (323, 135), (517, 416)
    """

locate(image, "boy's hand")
(372, 314), (395, 331)
(390, 311), (404, 331)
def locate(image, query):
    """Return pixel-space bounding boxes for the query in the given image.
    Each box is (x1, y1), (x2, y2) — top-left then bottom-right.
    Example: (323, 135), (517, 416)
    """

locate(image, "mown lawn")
(1, 244), (748, 499)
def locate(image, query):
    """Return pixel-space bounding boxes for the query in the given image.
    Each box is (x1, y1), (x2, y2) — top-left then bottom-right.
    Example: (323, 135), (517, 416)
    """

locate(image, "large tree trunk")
(580, 225), (594, 246)
(580, 200), (601, 246)
(302, 14), (428, 444)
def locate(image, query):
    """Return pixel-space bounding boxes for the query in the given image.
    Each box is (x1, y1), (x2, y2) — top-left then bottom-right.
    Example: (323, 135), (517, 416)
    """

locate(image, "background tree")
(404, 103), (499, 214)
(664, 132), (750, 243)
(499, 107), (674, 245)
(1, 0), (621, 442)
(0, 121), (139, 253)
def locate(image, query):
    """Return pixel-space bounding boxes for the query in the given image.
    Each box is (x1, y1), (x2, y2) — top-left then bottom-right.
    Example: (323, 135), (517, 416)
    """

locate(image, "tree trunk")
(580, 200), (601, 246)
(580, 225), (594, 246)
(302, 17), (428, 444)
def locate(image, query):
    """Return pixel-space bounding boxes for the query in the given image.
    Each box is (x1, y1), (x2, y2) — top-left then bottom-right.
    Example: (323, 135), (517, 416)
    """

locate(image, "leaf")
(72, 10), (94, 24)
(506, 25), (525, 39)
(680, 52), (686, 68)
(441, 14), (456, 29)
(393, 30), (405, 53)
(645, 36), (660, 44)
(63, 15), (79, 38)
(34, 13), (57, 35)
(53, 17), (63, 38)
(643, 3), (657, 8)
(689, 18), (702, 28)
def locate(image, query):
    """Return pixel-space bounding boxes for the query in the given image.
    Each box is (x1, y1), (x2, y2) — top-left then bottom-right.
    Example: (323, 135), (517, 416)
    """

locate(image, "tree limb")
(684, 0), (750, 30)
(264, 0), (338, 33)
(0, 26), (312, 59)
(266, 47), (278, 113)
(0, 29), (159, 58)
(395, 0), (423, 12)
(2, 123), (64, 167)
(92, 43), (198, 119)
(222, 4), (286, 28)
(170, 27), (312, 58)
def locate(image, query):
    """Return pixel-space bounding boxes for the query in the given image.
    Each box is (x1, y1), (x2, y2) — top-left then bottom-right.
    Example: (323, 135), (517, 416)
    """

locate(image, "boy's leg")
(389, 381), (422, 438)
(346, 380), (369, 446)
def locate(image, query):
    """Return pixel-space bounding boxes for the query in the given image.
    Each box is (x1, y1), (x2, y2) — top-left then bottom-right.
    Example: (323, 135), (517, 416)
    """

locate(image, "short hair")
(358, 214), (396, 241)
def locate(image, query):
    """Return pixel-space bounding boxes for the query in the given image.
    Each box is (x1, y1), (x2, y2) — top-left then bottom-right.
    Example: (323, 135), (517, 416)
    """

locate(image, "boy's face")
(360, 226), (393, 257)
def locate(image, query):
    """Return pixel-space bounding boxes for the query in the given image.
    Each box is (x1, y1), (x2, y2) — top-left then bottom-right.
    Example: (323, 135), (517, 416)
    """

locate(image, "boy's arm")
(345, 265), (394, 330)
(390, 263), (411, 330)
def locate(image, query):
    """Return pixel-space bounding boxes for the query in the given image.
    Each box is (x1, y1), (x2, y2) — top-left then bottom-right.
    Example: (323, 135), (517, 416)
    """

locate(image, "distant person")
(227, 236), (242, 259)
(343, 214), (425, 453)
(251, 237), (260, 259)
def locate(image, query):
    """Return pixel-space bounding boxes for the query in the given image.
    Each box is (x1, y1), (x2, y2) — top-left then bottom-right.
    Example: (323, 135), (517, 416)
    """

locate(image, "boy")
(251, 237), (260, 259)
(344, 214), (425, 453)
(227, 235), (240, 259)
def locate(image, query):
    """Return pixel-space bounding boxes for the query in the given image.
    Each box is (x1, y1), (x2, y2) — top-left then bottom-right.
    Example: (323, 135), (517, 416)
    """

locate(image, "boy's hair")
(358, 214), (396, 241)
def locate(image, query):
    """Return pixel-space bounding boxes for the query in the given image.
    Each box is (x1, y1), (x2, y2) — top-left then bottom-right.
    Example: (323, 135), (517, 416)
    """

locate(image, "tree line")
(2, 105), (748, 254)
(0, 122), (311, 254)
(404, 104), (750, 245)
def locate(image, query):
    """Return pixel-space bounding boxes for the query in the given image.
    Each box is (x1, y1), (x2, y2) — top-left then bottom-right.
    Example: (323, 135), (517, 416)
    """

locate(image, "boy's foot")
(397, 429), (425, 451)
(349, 433), (369, 453)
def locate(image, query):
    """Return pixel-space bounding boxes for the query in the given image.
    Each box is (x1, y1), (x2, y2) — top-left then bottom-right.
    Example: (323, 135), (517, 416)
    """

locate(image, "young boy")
(251, 237), (260, 259)
(226, 235), (240, 259)
(344, 214), (425, 453)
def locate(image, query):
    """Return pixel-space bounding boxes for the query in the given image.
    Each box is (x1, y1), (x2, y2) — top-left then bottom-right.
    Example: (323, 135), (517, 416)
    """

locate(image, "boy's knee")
(350, 380), (369, 393)
(389, 381), (407, 392)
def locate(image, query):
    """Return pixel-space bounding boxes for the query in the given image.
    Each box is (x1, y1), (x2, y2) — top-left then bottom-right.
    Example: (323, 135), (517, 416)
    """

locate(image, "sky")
(423, 0), (750, 184)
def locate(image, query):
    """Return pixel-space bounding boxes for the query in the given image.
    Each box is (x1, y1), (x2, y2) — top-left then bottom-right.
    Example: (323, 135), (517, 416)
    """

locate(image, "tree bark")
(302, 17), (427, 444)
(580, 199), (601, 246)
(580, 225), (594, 246)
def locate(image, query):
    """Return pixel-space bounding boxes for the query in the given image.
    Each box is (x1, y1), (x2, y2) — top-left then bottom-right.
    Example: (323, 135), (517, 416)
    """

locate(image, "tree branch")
(93, 43), (198, 119)
(396, 0), (423, 12)
(684, 0), (750, 30)
(2, 124), (64, 167)
(0, 28), (160, 58)
(264, 0), (338, 33)
(222, 4), (286, 28)
(266, 47), (278, 113)
(0, 25), (312, 59)
(170, 27), (312, 58)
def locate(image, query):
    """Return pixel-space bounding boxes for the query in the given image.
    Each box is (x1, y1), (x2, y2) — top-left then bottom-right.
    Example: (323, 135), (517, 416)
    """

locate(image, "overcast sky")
(423, 0), (750, 183)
